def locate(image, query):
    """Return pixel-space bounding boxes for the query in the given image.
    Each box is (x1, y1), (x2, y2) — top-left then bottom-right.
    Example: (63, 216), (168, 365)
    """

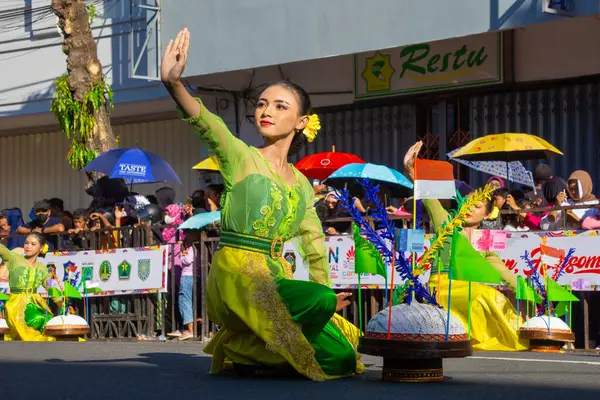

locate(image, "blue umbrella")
(179, 211), (221, 230)
(324, 163), (413, 197)
(447, 148), (534, 188)
(84, 148), (181, 185)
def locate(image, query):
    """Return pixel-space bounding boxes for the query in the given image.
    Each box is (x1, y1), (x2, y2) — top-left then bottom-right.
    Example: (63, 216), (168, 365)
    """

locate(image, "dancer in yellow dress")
(161, 28), (362, 380)
(404, 142), (527, 351)
(2, 233), (62, 341)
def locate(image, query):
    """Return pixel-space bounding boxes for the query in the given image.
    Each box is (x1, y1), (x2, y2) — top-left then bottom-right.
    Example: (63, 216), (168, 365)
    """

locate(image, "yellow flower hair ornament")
(40, 243), (49, 256)
(302, 114), (321, 143)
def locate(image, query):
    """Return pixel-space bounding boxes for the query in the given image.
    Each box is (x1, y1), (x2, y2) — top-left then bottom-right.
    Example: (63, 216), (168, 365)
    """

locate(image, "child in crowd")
(66, 209), (94, 249)
(0, 215), (10, 246)
(168, 231), (199, 341)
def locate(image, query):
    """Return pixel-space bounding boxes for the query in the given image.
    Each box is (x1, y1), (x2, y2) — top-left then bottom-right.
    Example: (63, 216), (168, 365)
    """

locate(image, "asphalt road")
(1, 342), (600, 400)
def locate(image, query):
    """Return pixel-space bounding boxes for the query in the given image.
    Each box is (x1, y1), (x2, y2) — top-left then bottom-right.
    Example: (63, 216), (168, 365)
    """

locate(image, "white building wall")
(162, 0), (600, 77)
(3, 17), (600, 214)
(514, 16), (600, 82)
(2, 13), (598, 135)
(188, 16), (600, 111)
(0, 0), (165, 126)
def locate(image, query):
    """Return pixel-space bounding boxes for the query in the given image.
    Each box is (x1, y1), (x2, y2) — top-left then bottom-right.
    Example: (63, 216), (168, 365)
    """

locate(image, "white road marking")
(469, 356), (600, 366)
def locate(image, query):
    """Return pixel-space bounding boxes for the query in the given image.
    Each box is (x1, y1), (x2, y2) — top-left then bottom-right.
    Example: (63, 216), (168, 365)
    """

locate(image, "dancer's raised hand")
(160, 28), (200, 117)
(403, 141), (423, 181)
(161, 28), (190, 87)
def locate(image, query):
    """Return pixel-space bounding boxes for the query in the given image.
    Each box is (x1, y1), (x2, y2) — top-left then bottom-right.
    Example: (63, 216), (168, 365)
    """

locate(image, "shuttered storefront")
(294, 103), (417, 173)
(470, 82), (600, 187)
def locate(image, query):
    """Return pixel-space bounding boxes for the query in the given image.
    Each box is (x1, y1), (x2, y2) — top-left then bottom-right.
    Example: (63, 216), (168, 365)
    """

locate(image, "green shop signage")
(354, 32), (502, 99)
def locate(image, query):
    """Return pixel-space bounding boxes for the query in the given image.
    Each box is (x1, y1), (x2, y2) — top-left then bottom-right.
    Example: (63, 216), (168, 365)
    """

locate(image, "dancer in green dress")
(161, 28), (362, 380)
(2, 233), (63, 341)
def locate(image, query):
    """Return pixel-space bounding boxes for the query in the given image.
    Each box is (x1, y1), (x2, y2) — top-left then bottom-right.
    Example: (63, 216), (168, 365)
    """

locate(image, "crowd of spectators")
(311, 164), (600, 235)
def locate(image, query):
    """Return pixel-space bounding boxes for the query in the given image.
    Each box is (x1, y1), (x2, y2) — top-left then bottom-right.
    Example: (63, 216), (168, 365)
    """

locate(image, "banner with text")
(0, 246), (169, 297)
(285, 236), (431, 289)
(289, 231), (600, 290)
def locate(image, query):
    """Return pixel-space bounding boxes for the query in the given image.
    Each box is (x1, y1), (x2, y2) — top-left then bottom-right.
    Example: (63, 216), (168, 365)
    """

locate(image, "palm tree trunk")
(52, 0), (117, 165)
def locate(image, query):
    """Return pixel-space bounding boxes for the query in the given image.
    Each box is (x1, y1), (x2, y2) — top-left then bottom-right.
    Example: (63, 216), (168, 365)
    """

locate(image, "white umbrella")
(447, 148), (534, 188)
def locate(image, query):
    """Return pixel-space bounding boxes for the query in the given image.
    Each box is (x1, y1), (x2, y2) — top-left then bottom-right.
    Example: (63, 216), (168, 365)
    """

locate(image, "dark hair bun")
(288, 131), (308, 157)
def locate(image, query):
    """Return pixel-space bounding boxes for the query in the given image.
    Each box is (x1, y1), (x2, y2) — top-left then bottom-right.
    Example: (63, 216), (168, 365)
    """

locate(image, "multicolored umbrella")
(193, 156), (220, 172)
(450, 133), (563, 162)
(447, 148), (534, 188)
(324, 163), (413, 197)
(296, 146), (365, 181)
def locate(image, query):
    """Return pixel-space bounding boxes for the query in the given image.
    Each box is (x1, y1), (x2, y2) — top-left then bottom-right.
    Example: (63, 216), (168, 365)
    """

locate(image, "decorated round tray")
(44, 315), (90, 336)
(359, 303), (472, 359)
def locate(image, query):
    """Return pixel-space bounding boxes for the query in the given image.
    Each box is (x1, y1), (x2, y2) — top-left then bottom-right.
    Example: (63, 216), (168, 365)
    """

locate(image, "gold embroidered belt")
(10, 288), (37, 294)
(218, 231), (292, 279)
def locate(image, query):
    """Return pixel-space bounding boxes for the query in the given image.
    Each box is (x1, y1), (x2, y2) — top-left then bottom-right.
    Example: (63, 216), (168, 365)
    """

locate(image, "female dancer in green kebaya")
(2, 233), (62, 341)
(161, 28), (362, 380)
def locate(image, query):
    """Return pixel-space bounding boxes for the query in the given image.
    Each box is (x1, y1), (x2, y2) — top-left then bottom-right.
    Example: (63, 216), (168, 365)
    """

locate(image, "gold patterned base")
(45, 326), (89, 337)
(530, 343), (562, 353)
(531, 346), (560, 353)
(519, 329), (574, 342)
(382, 357), (445, 383)
(383, 367), (444, 383)
(523, 337), (570, 353)
(359, 337), (471, 383)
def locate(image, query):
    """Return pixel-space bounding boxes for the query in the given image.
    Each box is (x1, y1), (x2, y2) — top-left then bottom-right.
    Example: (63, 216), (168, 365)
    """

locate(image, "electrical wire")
(0, 0), (113, 35)
(0, 0), (122, 62)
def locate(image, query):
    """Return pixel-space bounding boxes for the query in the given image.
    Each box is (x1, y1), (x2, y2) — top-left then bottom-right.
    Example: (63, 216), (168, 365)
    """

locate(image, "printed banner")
(499, 231), (600, 288)
(286, 236), (430, 289)
(4, 231), (599, 295)
(289, 231), (600, 290)
(0, 246), (169, 297)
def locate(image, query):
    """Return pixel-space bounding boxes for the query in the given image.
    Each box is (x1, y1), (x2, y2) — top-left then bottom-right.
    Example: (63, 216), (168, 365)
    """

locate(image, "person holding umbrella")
(161, 28), (360, 380)
(316, 192), (352, 236)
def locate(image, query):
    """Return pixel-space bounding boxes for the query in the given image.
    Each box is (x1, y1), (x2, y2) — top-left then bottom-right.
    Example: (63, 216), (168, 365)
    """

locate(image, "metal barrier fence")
(0, 228), (379, 341)
(190, 235), (383, 342)
(1, 213), (599, 348)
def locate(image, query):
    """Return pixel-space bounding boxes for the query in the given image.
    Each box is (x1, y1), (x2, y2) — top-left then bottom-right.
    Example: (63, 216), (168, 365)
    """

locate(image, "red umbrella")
(295, 146), (365, 181)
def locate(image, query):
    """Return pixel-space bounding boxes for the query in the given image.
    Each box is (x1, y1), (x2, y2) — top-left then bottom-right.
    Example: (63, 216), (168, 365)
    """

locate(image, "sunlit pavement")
(1, 342), (600, 399)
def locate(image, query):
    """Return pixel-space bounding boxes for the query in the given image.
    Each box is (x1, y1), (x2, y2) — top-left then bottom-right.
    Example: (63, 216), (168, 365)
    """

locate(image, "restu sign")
(354, 32), (502, 99)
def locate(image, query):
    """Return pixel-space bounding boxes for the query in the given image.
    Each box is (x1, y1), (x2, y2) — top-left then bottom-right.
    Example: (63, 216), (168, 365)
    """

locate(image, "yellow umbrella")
(451, 133), (563, 162)
(192, 156), (220, 172)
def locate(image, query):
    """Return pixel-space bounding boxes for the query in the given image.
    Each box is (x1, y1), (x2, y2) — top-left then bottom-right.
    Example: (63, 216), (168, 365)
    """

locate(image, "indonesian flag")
(414, 158), (456, 199)
(540, 244), (565, 268)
